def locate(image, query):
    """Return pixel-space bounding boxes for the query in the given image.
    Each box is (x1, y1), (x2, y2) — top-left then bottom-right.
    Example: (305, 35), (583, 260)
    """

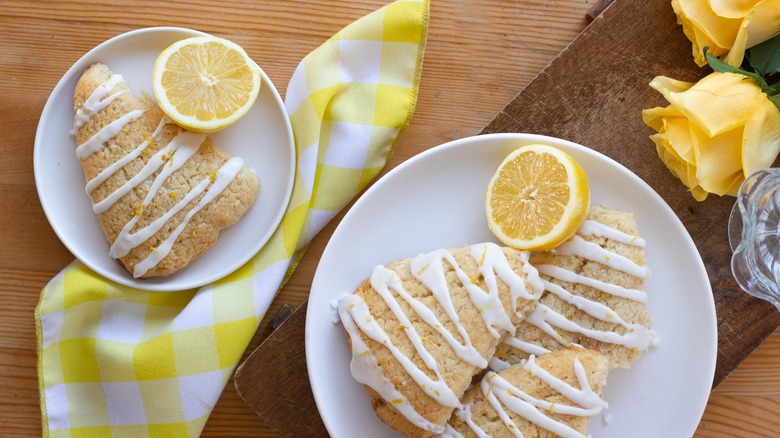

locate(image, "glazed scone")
(73, 63), (260, 278)
(338, 243), (544, 438)
(494, 205), (657, 369)
(443, 348), (609, 438)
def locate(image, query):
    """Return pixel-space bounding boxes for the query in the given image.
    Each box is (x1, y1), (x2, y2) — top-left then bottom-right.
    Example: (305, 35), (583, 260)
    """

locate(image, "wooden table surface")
(2, 1), (779, 436)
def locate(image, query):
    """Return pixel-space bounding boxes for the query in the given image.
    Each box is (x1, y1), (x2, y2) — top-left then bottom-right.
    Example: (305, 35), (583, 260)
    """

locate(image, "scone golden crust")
(73, 63), (260, 278)
(446, 348), (609, 438)
(338, 243), (544, 438)
(496, 205), (656, 369)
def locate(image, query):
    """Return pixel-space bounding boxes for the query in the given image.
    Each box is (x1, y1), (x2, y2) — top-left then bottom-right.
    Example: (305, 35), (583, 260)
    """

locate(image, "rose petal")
(726, 172), (745, 196)
(652, 134), (686, 175)
(673, 10), (719, 66)
(745, 0), (780, 47)
(649, 76), (695, 94)
(689, 122), (744, 194)
(651, 132), (710, 201)
(642, 104), (684, 132)
(663, 116), (697, 163)
(707, 0), (761, 19)
(661, 72), (764, 137)
(691, 186), (709, 201)
(742, 95), (780, 175)
(673, 0), (742, 49)
(723, 11), (751, 66)
(652, 134), (697, 187)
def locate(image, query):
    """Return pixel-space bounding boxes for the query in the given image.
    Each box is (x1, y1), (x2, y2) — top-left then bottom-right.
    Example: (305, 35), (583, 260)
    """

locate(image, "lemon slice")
(152, 36), (261, 133)
(485, 144), (590, 251)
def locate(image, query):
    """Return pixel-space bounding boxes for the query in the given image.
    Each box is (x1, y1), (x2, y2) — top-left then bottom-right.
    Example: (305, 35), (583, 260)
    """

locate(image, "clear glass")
(729, 168), (780, 311)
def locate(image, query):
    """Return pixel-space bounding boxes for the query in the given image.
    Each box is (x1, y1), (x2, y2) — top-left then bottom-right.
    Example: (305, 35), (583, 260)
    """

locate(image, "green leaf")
(704, 46), (769, 88)
(769, 94), (780, 112)
(747, 34), (780, 76)
(766, 82), (780, 95)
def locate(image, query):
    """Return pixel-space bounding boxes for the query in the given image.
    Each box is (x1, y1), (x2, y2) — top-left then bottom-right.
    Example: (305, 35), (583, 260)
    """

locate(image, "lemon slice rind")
(485, 144), (590, 251)
(152, 36), (261, 133)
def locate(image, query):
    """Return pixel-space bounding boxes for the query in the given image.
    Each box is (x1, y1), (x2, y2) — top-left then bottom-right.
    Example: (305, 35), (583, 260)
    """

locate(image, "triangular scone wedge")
(444, 348), (609, 438)
(74, 63), (260, 278)
(338, 243), (544, 438)
(494, 205), (658, 369)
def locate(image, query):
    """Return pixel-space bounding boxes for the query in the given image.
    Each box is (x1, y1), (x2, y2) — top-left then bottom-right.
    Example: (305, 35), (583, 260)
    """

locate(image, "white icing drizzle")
(75, 74), (250, 278)
(472, 355), (607, 438)
(132, 157), (243, 278)
(554, 235), (650, 278)
(541, 279), (655, 350)
(91, 131), (206, 214)
(110, 163), (208, 259)
(504, 220), (657, 355)
(441, 402), (490, 438)
(537, 264), (647, 303)
(72, 74), (127, 132)
(76, 109), (146, 160)
(523, 355), (607, 413)
(407, 243), (540, 367)
(339, 243), (540, 432)
(578, 219), (646, 247)
(412, 243), (541, 339)
(524, 298), (656, 351)
(489, 356), (512, 373)
(367, 265), (461, 405)
(338, 295), (444, 434)
(85, 117), (168, 195)
(503, 335), (550, 356)
(396, 255), (487, 368)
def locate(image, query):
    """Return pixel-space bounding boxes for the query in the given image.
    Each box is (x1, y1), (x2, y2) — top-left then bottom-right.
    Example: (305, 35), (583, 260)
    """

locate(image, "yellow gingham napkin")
(35, 1), (429, 436)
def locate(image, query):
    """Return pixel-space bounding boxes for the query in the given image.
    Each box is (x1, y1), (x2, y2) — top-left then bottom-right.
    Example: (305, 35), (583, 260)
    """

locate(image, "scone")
(73, 63), (260, 278)
(494, 205), (657, 369)
(338, 243), (544, 437)
(443, 348), (609, 438)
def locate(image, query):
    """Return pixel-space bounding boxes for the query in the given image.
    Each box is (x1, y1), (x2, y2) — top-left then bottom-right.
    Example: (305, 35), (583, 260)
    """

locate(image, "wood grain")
(235, 303), (327, 438)
(1, 0), (779, 437)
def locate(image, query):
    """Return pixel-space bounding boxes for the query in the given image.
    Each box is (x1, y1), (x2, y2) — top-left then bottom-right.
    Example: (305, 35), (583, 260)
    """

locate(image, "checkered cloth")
(35, 1), (429, 436)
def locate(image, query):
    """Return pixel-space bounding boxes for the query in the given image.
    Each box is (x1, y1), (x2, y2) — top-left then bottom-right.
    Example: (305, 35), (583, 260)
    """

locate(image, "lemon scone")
(73, 63), (260, 278)
(338, 243), (544, 437)
(494, 205), (658, 370)
(442, 348), (609, 438)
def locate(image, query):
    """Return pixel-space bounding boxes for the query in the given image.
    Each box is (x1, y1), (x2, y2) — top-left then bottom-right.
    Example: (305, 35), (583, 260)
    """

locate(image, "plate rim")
(33, 26), (296, 291)
(305, 132), (717, 436)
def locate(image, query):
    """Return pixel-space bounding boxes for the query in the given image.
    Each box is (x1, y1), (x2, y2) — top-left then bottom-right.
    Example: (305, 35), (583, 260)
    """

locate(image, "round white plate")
(34, 27), (295, 291)
(306, 133), (717, 437)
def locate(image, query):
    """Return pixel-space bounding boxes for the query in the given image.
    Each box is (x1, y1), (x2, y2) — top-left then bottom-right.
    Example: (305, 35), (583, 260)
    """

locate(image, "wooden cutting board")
(234, 0), (780, 435)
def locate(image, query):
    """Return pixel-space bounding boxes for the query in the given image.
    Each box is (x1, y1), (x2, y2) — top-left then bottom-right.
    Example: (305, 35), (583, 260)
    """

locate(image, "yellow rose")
(642, 72), (780, 201)
(672, 0), (780, 67)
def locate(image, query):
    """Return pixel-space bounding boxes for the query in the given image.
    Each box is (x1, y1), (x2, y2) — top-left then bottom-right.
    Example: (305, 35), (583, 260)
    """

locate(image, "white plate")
(34, 27), (295, 291)
(306, 133), (717, 437)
